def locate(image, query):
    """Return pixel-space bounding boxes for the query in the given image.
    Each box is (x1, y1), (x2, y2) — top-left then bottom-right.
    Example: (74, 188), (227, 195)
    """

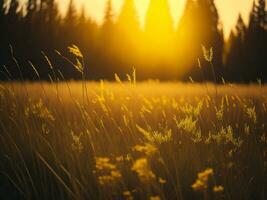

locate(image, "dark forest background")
(0, 0), (266, 82)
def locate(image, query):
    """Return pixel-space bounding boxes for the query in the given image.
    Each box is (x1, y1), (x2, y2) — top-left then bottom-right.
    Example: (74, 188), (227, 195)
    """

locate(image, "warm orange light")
(144, 0), (174, 54)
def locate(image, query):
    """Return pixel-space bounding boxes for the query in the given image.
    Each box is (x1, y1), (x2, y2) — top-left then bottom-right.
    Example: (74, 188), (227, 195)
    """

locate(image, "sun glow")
(17, 0), (255, 79)
(59, 0), (184, 27)
(58, 0), (253, 36)
(141, 0), (177, 71)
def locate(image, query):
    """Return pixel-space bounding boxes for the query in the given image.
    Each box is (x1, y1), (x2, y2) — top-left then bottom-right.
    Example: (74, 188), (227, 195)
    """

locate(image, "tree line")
(0, 0), (266, 82)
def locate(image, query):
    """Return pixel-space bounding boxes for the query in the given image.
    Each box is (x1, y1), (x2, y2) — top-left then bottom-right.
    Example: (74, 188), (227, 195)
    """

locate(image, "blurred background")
(0, 0), (266, 82)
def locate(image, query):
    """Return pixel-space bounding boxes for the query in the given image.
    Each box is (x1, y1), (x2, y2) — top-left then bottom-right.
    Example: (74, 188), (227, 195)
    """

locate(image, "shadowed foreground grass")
(0, 82), (267, 200)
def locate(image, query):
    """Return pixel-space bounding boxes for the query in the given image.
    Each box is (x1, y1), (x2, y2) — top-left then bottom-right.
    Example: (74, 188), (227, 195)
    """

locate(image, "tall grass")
(0, 47), (267, 200)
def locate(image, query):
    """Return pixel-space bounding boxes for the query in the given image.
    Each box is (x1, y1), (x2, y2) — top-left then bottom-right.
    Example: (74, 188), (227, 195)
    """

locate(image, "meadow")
(0, 80), (267, 200)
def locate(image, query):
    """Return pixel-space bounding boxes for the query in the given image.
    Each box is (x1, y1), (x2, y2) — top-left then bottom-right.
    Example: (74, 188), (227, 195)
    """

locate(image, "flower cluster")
(95, 157), (122, 186)
(136, 125), (172, 144)
(70, 131), (84, 153)
(213, 185), (224, 193)
(25, 99), (55, 121)
(133, 143), (157, 156)
(192, 168), (214, 191)
(131, 158), (155, 182)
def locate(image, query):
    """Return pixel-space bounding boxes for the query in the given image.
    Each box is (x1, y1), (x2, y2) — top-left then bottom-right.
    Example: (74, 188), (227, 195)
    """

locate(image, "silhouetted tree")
(226, 0), (267, 82)
(97, 0), (116, 79)
(0, 0), (266, 82)
(0, 0), (6, 70)
(257, 0), (267, 27)
(145, 0), (174, 53)
(0, 0), (6, 33)
(64, 0), (77, 44)
(144, 0), (176, 79)
(6, 0), (20, 36)
(24, 0), (38, 53)
(177, 0), (224, 81)
(225, 14), (247, 81)
(117, 0), (139, 32)
(75, 6), (98, 79)
(100, 0), (114, 46)
(245, 0), (266, 81)
(115, 0), (141, 75)
(0, 0), (5, 15)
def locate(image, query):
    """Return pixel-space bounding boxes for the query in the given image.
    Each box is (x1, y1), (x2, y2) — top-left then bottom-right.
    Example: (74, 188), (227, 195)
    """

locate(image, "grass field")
(0, 81), (267, 200)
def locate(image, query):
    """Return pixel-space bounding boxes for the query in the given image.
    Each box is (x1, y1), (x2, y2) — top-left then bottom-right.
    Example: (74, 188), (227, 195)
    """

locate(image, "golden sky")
(20, 0), (254, 37)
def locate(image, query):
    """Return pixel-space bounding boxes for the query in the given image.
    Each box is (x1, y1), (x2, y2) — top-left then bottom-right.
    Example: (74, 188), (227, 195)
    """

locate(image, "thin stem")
(210, 61), (218, 105)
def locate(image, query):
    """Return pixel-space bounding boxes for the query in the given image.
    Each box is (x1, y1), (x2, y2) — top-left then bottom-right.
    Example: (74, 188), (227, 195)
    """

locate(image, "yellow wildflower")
(123, 191), (133, 200)
(132, 158), (155, 182)
(213, 185), (224, 193)
(136, 125), (172, 144)
(25, 99), (55, 121)
(116, 156), (124, 162)
(246, 106), (257, 124)
(95, 157), (122, 186)
(202, 45), (213, 62)
(133, 143), (157, 156)
(114, 73), (122, 84)
(192, 168), (213, 191)
(95, 157), (115, 171)
(192, 179), (207, 191)
(158, 177), (167, 184)
(150, 196), (161, 200)
(71, 131), (84, 153)
(68, 45), (83, 58)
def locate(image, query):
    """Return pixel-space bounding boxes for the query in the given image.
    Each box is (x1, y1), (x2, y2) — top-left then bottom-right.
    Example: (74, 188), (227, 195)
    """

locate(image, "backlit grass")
(0, 81), (267, 200)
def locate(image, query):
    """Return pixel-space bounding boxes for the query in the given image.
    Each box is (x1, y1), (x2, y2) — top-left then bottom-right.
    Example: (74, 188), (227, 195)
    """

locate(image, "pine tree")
(102, 0), (114, 33)
(117, 0), (139, 33)
(177, 0), (223, 81)
(144, 0), (174, 47)
(244, 0), (267, 81)
(100, 0), (114, 45)
(97, 0), (116, 79)
(257, 0), (266, 28)
(7, 0), (20, 39)
(24, 0), (38, 43)
(46, 0), (59, 24)
(0, 0), (7, 70)
(143, 0), (175, 78)
(65, 0), (77, 26)
(26, 0), (37, 19)
(63, 0), (77, 45)
(115, 0), (141, 74)
(79, 5), (86, 25)
(236, 14), (246, 40)
(205, 0), (224, 79)
(226, 14), (247, 81)
(76, 5), (97, 50)
(248, 1), (258, 30)
(254, 0), (267, 80)
(45, 0), (59, 49)
(0, 0), (6, 28)
(0, 0), (5, 16)
(7, 0), (19, 18)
